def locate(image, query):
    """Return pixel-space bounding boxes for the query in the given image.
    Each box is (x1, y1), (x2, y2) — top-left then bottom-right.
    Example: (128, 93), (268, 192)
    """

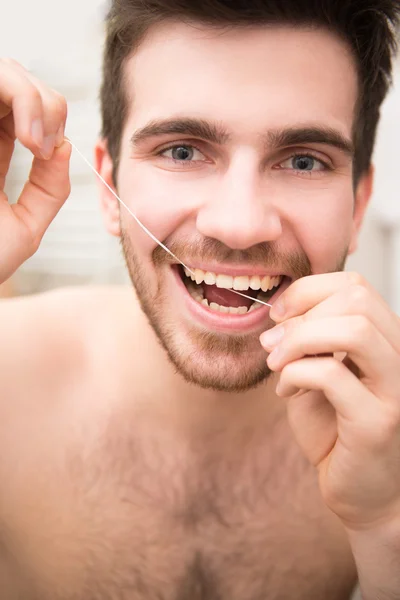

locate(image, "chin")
(175, 360), (272, 393)
(151, 317), (273, 392)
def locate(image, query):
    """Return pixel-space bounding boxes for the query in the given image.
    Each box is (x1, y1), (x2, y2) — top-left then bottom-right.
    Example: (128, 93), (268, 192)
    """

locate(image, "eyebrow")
(130, 118), (354, 157)
(130, 118), (230, 146)
(265, 127), (354, 157)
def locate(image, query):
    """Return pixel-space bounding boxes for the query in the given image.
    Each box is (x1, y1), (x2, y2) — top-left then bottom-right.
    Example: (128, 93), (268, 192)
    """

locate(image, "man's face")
(110, 23), (361, 392)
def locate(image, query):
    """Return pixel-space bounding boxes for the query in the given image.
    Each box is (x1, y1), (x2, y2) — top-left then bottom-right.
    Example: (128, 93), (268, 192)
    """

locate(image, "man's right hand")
(0, 58), (71, 284)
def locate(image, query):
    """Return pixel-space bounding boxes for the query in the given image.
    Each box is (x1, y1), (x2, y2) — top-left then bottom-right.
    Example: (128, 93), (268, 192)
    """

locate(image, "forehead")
(124, 22), (358, 138)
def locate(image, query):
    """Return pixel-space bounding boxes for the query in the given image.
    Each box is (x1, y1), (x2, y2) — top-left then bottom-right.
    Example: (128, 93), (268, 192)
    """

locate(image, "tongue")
(203, 284), (256, 309)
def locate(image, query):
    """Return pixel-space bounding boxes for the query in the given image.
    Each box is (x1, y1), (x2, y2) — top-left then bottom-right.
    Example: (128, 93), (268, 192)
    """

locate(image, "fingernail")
(55, 125), (64, 148)
(42, 134), (55, 159)
(261, 326), (284, 348)
(31, 118), (43, 147)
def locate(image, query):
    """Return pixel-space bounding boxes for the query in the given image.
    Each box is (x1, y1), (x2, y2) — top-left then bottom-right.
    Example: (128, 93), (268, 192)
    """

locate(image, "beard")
(121, 230), (347, 393)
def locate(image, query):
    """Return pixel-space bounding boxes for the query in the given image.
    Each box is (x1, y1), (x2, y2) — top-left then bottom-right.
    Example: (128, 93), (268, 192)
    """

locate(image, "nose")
(196, 161), (283, 250)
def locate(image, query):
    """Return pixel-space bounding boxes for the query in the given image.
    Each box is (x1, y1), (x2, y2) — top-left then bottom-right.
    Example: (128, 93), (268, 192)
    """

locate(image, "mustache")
(153, 237), (313, 280)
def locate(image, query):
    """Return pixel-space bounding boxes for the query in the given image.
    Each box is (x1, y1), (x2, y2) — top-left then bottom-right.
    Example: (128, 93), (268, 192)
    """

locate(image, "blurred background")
(0, 1), (399, 314)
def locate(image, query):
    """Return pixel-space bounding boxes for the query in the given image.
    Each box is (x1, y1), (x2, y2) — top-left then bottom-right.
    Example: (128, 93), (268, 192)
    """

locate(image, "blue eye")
(161, 145), (205, 162)
(293, 156), (315, 171)
(281, 154), (326, 172)
(171, 146), (194, 161)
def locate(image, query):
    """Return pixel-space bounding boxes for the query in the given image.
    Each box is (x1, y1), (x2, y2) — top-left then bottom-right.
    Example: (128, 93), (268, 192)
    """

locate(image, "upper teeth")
(184, 268), (282, 292)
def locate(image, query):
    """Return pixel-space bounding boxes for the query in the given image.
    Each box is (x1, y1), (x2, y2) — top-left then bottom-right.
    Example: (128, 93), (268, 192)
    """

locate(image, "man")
(0, 1), (399, 598)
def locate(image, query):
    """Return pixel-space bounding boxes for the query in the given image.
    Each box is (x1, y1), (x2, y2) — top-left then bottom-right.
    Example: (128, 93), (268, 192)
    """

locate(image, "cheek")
(117, 159), (202, 256)
(290, 188), (354, 272)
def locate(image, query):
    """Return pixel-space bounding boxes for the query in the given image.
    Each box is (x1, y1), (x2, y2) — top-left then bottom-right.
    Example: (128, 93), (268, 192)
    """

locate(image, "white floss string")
(66, 138), (272, 309)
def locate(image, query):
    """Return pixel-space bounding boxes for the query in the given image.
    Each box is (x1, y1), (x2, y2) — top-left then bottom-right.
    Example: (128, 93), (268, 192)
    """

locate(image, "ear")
(94, 139), (121, 237)
(348, 165), (374, 255)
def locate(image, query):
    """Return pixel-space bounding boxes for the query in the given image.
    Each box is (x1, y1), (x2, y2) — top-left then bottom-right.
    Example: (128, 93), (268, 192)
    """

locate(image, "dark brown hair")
(100, 0), (399, 185)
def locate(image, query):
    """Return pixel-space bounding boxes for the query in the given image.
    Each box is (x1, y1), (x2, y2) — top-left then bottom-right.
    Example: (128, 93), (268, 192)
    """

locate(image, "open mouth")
(178, 266), (286, 315)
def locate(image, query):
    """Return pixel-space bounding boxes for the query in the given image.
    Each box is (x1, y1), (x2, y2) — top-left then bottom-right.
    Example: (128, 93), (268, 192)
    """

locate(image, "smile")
(178, 266), (286, 315)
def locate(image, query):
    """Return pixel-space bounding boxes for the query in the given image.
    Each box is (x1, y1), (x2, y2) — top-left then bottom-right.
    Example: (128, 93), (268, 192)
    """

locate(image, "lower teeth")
(186, 282), (268, 314)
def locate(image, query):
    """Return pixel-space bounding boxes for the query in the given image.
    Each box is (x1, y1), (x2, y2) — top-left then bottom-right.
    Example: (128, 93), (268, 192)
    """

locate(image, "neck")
(130, 307), (286, 446)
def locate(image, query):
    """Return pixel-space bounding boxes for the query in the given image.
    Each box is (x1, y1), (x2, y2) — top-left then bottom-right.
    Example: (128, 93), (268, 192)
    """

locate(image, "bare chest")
(3, 420), (357, 600)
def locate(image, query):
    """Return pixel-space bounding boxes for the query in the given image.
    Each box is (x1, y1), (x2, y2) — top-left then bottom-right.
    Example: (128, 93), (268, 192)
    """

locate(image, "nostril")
(197, 214), (282, 251)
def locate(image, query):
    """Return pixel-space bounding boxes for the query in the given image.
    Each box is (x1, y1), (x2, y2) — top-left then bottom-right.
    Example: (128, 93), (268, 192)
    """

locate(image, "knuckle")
(347, 271), (366, 287)
(53, 92), (67, 121)
(351, 314), (371, 341)
(46, 98), (67, 132)
(1, 63), (40, 106)
(24, 84), (41, 105)
(30, 238), (40, 256)
(29, 230), (43, 255)
(20, 226), (41, 258)
(348, 284), (370, 315)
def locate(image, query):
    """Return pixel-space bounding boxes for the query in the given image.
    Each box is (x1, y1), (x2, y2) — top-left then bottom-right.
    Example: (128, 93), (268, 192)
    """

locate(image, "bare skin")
(0, 21), (397, 599)
(0, 287), (357, 600)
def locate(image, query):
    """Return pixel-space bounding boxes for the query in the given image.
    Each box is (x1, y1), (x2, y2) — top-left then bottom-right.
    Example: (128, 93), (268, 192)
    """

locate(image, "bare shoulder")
(0, 285), (135, 394)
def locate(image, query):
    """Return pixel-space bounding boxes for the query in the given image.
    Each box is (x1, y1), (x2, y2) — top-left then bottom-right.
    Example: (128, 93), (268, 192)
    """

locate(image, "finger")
(264, 281), (400, 357)
(10, 141), (71, 252)
(34, 85), (67, 158)
(0, 113), (15, 190)
(302, 280), (400, 355)
(277, 356), (400, 459)
(270, 272), (375, 323)
(276, 356), (375, 420)
(0, 59), (67, 158)
(285, 389), (338, 468)
(0, 59), (44, 157)
(265, 316), (400, 396)
(16, 67), (67, 156)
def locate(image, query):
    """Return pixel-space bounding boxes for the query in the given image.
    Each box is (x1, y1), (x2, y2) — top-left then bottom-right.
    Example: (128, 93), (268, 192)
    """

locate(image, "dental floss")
(66, 138), (273, 309)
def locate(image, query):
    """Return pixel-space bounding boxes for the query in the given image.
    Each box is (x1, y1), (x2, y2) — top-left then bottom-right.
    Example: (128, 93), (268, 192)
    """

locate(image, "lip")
(172, 265), (290, 333)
